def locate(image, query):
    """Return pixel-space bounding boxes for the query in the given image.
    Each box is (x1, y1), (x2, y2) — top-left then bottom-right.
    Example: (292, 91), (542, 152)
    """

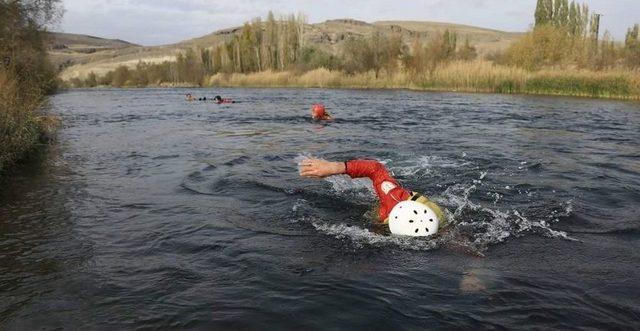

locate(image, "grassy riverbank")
(0, 1), (62, 175)
(0, 72), (59, 173)
(206, 61), (640, 100)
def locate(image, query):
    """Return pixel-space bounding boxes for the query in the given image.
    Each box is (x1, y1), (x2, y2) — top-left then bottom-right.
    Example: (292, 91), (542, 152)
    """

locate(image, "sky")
(57, 0), (640, 46)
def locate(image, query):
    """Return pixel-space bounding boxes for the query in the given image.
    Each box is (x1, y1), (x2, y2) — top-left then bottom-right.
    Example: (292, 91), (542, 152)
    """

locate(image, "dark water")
(1, 88), (639, 329)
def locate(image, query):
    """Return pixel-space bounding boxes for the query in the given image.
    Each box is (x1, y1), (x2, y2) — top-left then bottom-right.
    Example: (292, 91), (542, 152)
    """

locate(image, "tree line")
(71, 3), (640, 88)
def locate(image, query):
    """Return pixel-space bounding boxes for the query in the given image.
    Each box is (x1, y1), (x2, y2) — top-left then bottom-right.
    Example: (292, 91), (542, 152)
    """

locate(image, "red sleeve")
(345, 160), (397, 187)
(345, 160), (410, 220)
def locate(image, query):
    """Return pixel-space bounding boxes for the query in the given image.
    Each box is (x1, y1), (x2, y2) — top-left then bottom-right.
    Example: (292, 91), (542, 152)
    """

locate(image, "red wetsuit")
(345, 160), (411, 221)
(215, 99), (234, 104)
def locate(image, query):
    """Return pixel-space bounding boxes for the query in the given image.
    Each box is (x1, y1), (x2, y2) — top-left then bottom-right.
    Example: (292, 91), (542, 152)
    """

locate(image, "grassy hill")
(46, 32), (141, 72)
(54, 19), (523, 80)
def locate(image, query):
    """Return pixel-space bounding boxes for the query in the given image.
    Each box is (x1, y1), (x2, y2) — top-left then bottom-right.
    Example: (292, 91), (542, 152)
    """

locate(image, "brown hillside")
(56, 19), (523, 80)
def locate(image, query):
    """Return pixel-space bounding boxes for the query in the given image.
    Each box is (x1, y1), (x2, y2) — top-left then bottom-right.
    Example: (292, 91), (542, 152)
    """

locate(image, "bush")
(505, 25), (572, 70)
(0, 0), (62, 173)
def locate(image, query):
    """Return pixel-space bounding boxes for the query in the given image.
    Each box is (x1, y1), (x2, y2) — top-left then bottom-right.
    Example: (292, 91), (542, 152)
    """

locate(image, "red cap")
(312, 104), (326, 119)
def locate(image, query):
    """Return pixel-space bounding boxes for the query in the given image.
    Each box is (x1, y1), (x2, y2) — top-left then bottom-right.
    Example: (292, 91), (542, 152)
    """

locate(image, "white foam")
(312, 222), (440, 251)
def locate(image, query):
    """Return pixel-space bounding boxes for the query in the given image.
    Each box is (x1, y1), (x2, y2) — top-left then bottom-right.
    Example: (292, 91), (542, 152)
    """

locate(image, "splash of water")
(296, 154), (575, 253)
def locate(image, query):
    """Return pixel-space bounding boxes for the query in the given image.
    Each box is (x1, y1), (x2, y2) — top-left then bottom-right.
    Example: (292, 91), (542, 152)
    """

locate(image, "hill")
(54, 19), (523, 80)
(46, 32), (141, 73)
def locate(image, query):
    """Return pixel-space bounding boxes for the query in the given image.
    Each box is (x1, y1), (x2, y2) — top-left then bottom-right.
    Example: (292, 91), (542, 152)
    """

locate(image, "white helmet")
(388, 201), (439, 237)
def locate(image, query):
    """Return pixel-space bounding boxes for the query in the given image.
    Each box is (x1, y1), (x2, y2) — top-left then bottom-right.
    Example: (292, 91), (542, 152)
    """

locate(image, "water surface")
(1, 88), (639, 329)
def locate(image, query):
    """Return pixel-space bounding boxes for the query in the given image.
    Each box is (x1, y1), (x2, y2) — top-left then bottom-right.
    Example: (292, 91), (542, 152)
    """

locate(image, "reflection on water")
(1, 88), (639, 329)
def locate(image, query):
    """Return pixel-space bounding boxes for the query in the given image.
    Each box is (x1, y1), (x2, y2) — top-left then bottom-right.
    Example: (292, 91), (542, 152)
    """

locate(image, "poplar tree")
(251, 17), (263, 71)
(625, 24), (640, 66)
(568, 1), (579, 36)
(266, 11), (278, 70)
(543, 0), (554, 24)
(535, 0), (547, 26)
(580, 4), (590, 37)
(211, 46), (222, 73)
(555, 0), (569, 27)
(553, 0), (562, 25)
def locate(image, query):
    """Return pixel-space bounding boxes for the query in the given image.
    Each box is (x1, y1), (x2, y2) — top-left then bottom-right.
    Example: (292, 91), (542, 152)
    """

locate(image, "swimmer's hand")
(299, 158), (346, 178)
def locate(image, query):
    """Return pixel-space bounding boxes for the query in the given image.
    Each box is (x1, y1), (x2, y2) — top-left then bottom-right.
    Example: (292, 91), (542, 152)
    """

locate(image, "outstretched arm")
(299, 158), (346, 178)
(299, 158), (411, 221)
(299, 158), (397, 185)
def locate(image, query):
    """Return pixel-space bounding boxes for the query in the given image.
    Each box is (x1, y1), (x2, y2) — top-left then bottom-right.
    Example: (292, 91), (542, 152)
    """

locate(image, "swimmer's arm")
(299, 158), (346, 178)
(299, 159), (394, 184)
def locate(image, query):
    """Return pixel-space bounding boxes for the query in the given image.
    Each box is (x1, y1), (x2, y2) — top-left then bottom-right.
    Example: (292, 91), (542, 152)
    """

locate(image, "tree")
(266, 11), (279, 70)
(84, 71), (97, 87)
(200, 48), (213, 75)
(112, 66), (131, 87)
(251, 17), (263, 71)
(594, 31), (617, 69)
(457, 38), (477, 61)
(212, 46), (222, 73)
(544, 0), (554, 23)
(505, 25), (571, 70)
(535, 0), (548, 26)
(625, 24), (640, 67)
(568, 1), (580, 36)
(555, 0), (569, 27)
(0, 0), (63, 95)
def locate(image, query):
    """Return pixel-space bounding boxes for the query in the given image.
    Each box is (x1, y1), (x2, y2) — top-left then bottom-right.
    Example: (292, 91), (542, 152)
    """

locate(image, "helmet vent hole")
(415, 228), (419, 233)
(413, 210), (418, 215)
(425, 228), (429, 233)
(409, 220), (414, 223)
(424, 210), (427, 214)
(429, 218), (434, 222)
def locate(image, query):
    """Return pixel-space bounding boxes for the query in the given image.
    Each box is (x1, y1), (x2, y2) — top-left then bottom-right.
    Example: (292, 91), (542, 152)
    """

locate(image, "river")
(1, 88), (639, 329)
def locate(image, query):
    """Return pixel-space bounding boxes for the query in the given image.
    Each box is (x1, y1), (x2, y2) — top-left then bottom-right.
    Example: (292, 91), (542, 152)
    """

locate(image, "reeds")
(204, 61), (640, 100)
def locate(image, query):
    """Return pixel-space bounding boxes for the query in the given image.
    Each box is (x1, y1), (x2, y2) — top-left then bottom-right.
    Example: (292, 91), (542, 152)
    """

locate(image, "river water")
(1, 88), (639, 329)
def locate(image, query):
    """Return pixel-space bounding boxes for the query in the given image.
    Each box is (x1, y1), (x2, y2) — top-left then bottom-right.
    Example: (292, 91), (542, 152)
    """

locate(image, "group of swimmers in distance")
(185, 93), (234, 104)
(184, 93), (331, 121)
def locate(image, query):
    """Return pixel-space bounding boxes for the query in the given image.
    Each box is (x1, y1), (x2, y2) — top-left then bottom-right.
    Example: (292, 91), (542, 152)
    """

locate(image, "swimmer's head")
(388, 201), (439, 237)
(311, 104), (328, 120)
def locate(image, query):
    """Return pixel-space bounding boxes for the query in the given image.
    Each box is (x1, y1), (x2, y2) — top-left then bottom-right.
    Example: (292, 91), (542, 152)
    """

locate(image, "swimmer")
(185, 93), (195, 101)
(213, 95), (234, 104)
(299, 158), (447, 237)
(311, 104), (332, 121)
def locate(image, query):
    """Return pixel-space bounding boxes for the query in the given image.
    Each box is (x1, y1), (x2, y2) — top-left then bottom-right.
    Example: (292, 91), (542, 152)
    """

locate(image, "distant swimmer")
(198, 96), (207, 101)
(185, 93), (195, 101)
(213, 95), (234, 104)
(299, 158), (447, 237)
(311, 104), (332, 121)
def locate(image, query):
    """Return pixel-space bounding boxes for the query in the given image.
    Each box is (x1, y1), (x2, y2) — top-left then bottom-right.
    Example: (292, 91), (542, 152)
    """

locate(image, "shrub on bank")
(0, 72), (59, 173)
(0, 0), (62, 174)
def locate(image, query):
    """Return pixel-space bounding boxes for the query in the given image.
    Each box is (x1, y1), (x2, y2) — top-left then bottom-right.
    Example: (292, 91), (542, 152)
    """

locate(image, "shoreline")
(66, 62), (640, 102)
(68, 82), (640, 103)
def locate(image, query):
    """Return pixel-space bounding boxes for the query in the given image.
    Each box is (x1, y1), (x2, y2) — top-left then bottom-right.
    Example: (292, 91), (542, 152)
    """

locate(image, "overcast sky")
(57, 0), (640, 46)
